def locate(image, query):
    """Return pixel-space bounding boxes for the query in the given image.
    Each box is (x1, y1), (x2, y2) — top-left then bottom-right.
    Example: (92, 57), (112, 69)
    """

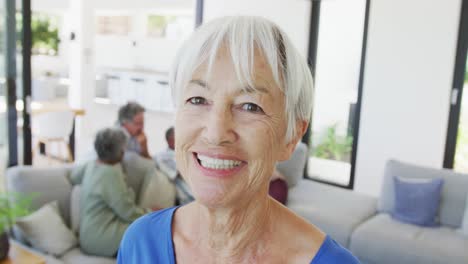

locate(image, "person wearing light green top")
(70, 128), (148, 257)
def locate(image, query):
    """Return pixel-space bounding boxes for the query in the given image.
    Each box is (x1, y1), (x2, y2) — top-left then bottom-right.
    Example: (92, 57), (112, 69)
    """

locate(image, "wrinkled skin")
(175, 48), (298, 209)
(171, 47), (317, 263)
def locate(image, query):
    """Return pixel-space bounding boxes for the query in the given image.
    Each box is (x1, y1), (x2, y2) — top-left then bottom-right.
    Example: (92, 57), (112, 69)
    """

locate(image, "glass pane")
(30, 10), (66, 165)
(454, 67), (468, 173)
(0, 0), (7, 191)
(307, 0), (366, 186)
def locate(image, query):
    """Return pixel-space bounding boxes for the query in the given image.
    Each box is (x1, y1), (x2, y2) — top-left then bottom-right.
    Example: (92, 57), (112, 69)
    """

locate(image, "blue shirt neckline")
(163, 206), (331, 264)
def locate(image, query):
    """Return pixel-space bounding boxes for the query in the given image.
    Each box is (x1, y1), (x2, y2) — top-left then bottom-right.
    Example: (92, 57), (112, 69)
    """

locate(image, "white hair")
(170, 16), (314, 141)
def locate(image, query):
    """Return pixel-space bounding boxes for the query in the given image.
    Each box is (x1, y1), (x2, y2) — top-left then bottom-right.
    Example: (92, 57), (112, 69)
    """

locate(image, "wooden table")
(0, 241), (45, 264)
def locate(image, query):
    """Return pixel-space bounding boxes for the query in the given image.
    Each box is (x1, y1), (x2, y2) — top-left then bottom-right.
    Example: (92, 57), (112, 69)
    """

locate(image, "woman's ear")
(278, 120), (308, 161)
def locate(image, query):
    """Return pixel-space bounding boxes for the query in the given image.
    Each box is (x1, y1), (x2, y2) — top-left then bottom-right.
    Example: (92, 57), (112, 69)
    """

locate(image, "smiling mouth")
(194, 153), (243, 170)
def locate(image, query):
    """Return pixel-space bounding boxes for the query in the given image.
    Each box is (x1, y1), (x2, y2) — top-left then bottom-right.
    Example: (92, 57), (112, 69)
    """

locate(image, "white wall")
(92, 0), (194, 10)
(94, 10), (194, 72)
(354, 0), (462, 196)
(29, 0), (192, 11)
(203, 0), (311, 57)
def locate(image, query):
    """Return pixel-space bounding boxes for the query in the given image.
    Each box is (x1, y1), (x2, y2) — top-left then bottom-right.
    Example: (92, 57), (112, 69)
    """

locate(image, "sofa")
(6, 142), (468, 264)
(5, 152), (175, 264)
(349, 160), (468, 264)
(288, 157), (468, 264)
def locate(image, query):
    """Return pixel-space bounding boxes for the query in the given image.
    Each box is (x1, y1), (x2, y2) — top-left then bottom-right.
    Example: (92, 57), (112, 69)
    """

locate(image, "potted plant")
(0, 192), (32, 260)
(312, 125), (353, 162)
(308, 125), (353, 185)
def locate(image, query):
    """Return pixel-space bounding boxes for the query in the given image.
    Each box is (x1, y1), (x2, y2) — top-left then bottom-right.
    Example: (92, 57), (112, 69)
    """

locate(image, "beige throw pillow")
(15, 200), (78, 256)
(139, 167), (176, 209)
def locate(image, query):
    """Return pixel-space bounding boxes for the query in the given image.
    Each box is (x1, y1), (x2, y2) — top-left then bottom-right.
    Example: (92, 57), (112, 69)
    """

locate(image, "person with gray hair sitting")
(117, 101), (151, 159)
(70, 127), (148, 257)
(154, 126), (194, 205)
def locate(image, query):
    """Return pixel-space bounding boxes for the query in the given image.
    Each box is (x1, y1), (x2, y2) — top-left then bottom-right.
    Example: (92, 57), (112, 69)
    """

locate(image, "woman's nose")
(203, 105), (238, 145)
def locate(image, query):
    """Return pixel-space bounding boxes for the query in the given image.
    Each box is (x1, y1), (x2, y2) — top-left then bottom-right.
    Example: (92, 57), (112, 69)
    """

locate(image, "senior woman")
(70, 127), (148, 257)
(118, 16), (360, 263)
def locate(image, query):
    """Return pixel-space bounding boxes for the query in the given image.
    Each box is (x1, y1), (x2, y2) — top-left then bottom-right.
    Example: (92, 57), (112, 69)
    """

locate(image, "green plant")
(31, 15), (59, 54)
(0, 192), (33, 235)
(147, 15), (176, 37)
(15, 12), (60, 55)
(454, 113), (468, 172)
(312, 125), (353, 162)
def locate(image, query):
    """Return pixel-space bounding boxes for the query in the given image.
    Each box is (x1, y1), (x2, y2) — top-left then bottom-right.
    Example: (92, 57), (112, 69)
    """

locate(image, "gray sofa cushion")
(277, 142), (308, 188)
(6, 166), (74, 226)
(350, 214), (468, 264)
(288, 179), (377, 247)
(62, 248), (115, 264)
(379, 160), (468, 228)
(459, 193), (468, 236)
(121, 152), (154, 200)
(70, 185), (81, 234)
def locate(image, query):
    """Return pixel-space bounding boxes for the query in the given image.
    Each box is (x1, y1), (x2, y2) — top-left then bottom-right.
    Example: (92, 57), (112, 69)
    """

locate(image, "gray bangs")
(171, 16), (285, 100)
(204, 17), (286, 94)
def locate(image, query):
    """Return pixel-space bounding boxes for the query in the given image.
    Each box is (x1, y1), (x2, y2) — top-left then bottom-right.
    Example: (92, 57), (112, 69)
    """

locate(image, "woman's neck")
(182, 194), (278, 262)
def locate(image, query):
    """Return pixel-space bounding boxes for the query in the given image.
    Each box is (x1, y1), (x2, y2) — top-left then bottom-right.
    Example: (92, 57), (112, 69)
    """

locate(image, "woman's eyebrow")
(244, 85), (269, 94)
(189, 79), (209, 89)
(189, 79), (271, 96)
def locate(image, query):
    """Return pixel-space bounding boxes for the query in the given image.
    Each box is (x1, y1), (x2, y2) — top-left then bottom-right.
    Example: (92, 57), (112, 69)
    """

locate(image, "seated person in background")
(269, 169), (288, 205)
(70, 127), (149, 257)
(154, 126), (194, 205)
(117, 102), (151, 159)
(154, 127), (177, 179)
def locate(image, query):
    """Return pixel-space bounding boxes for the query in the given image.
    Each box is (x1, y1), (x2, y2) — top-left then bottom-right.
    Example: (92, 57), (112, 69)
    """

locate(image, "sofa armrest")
(6, 165), (75, 226)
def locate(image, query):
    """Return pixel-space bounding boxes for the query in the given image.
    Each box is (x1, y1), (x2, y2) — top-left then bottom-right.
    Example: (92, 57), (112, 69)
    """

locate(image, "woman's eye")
(187, 97), (206, 105)
(241, 103), (264, 113)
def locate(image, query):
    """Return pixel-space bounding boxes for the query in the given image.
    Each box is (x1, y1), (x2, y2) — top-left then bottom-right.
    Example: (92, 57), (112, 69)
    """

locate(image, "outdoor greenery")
(15, 12), (60, 55)
(312, 125), (353, 162)
(455, 79), (468, 173)
(0, 192), (33, 235)
(455, 123), (468, 172)
(147, 15), (176, 37)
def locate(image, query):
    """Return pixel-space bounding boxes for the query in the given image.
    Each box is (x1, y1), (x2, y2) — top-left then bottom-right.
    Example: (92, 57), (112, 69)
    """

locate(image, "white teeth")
(197, 154), (242, 170)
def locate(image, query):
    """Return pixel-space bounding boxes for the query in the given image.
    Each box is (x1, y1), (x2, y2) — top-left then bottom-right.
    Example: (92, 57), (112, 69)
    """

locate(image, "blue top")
(118, 207), (361, 264)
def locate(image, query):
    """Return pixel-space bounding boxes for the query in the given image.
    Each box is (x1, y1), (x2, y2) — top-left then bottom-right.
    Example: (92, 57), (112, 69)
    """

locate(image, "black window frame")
(444, 0), (468, 170)
(302, 0), (371, 189)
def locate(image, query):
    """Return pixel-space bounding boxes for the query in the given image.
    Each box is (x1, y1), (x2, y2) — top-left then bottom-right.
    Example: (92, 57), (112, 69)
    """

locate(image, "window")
(306, 0), (368, 188)
(445, 0), (468, 173)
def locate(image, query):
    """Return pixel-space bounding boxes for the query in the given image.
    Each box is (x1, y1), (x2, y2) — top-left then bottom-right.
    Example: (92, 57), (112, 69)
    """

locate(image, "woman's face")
(175, 48), (299, 207)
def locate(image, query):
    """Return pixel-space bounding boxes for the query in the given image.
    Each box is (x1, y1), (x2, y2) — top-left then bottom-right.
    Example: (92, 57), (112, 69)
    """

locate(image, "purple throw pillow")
(269, 178), (288, 205)
(391, 177), (444, 227)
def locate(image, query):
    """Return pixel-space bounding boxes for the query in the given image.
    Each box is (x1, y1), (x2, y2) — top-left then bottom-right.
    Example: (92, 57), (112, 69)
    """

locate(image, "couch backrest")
(378, 160), (468, 228)
(276, 142), (308, 188)
(121, 152), (154, 200)
(6, 165), (74, 226)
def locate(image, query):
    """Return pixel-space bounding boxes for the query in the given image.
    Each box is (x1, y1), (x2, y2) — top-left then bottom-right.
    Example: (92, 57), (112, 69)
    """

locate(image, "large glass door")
(305, 0), (369, 188)
(445, 0), (468, 173)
